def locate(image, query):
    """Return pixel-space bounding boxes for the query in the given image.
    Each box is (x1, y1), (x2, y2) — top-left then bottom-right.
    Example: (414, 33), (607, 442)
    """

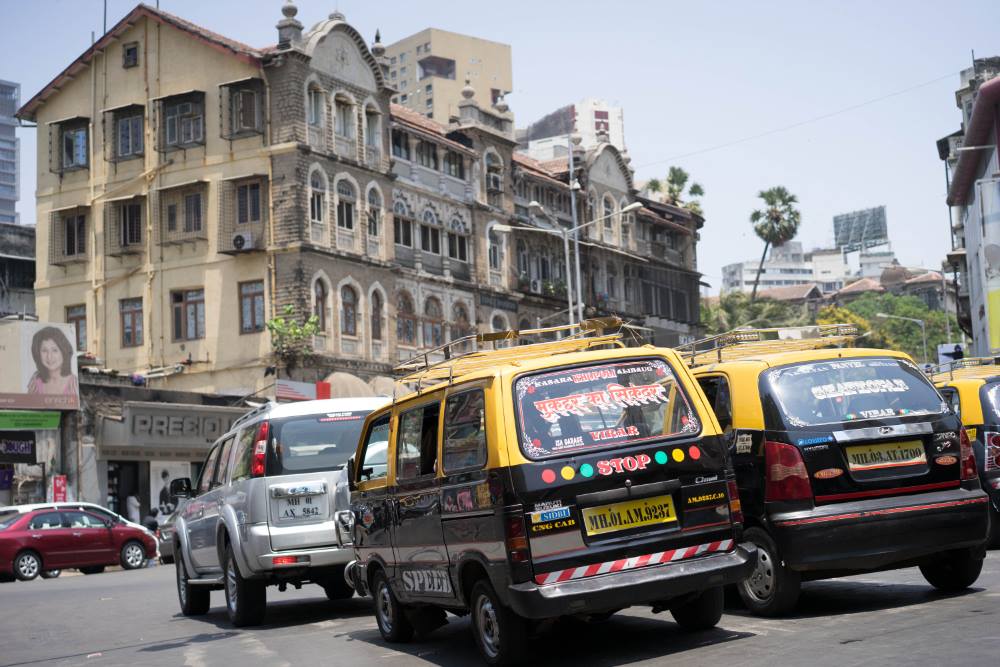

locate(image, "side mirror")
(346, 457), (356, 492)
(170, 477), (193, 498)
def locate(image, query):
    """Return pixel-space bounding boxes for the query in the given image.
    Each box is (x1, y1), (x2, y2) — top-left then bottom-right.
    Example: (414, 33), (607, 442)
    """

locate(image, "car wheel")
(670, 587), (724, 631)
(324, 564), (354, 601)
(737, 527), (801, 617)
(13, 551), (41, 581)
(120, 541), (146, 570)
(79, 566), (105, 575)
(223, 545), (266, 627)
(372, 570), (413, 643)
(470, 579), (528, 666)
(920, 549), (984, 592)
(175, 555), (210, 616)
(40, 570), (62, 579)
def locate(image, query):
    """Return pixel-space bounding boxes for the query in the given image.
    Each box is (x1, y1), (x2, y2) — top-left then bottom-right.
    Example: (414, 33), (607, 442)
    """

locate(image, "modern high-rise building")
(0, 80), (19, 224)
(383, 28), (512, 124)
(519, 98), (626, 159)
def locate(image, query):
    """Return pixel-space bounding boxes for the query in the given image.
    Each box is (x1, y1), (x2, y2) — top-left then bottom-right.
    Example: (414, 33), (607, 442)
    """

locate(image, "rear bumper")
(244, 522), (352, 575)
(506, 543), (757, 619)
(770, 487), (990, 572)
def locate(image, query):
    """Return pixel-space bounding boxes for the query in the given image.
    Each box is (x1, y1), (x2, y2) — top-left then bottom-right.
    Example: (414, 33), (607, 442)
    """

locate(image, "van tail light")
(960, 428), (978, 481)
(251, 420), (269, 478)
(984, 432), (1000, 472)
(503, 514), (530, 564)
(727, 479), (744, 524)
(764, 441), (813, 502)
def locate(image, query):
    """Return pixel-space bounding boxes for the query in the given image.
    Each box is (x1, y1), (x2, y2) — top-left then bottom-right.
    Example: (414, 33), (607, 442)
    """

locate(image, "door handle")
(72, 532), (83, 537)
(31, 534), (42, 539)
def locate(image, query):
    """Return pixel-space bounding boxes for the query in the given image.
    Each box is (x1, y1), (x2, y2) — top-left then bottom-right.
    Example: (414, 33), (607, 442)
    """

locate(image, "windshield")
(763, 357), (944, 429)
(514, 357), (700, 460)
(270, 411), (370, 474)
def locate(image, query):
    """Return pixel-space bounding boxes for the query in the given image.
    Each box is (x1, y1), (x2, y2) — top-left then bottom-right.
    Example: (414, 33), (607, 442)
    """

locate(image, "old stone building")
(18, 2), (703, 401)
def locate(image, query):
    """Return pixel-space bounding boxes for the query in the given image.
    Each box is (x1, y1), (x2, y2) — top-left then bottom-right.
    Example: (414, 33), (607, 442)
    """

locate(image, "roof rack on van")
(228, 401), (275, 431)
(677, 324), (860, 368)
(393, 317), (636, 391)
(929, 356), (1000, 382)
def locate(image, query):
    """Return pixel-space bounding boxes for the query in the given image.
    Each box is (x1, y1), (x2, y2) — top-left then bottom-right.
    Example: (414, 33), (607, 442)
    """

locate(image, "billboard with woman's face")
(0, 321), (79, 410)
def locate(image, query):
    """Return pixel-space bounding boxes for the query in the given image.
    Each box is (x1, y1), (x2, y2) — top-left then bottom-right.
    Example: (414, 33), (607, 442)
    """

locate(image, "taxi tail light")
(503, 514), (530, 564)
(251, 420), (270, 478)
(960, 428), (978, 481)
(727, 479), (744, 524)
(764, 441), (813, 502)
(985, 432), (1000, 472)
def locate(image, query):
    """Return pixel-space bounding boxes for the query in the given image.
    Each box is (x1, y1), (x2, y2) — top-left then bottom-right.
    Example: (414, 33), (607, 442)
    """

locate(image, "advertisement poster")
(52, 474), (67, 502)
(150, 461), (191, 517)
(0, 320), (79, 410)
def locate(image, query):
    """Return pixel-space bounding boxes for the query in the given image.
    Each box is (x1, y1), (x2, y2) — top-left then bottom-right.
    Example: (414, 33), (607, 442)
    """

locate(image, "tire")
(175, 555), (210, 616)
(372, 570), (413, 643)
(737, 527), (801, 617)
(324, 565), (354, 601)
(40, 570), (62, 579)
(120, 541), (147, 570)
(920, 550), (984, 592)
(470, 579), (528, 666)
(223, 545), (266, 627)
(670, 587), (724, 631)
(79, 566), (105, 575)
(13, 551), (41, 581)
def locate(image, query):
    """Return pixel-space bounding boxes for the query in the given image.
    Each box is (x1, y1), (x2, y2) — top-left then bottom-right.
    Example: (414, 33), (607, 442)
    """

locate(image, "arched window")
(516, 239), (529, 277)
(423, 297), (444, 348)
(488, 228), (502, 270)
(365, 105), (380, 148)
(603, 197), (615, 232)
(394, 201), (413, 247)
(313, 280), (328, 332)
(337, 180), (355, 230)
(367, 188), (381, 236)
(420, 210), (441, 254)
(451, 303), (471, 340)
(491, 314), (507, 332)
(396, 292), (416, 346)
(371, 290), (383, 341)
(340, 285), (358, 336)
(310, 171), (326, 225)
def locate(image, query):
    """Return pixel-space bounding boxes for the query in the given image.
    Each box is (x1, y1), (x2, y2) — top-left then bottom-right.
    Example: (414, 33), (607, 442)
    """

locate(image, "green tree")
(266, 304), (320, 378)
(836, 293), (958, 364)
(815, 305), (897, 350)
(701, 291), (810, 335)
(749, 186), (801, 303)
(660, 167), (705, 216)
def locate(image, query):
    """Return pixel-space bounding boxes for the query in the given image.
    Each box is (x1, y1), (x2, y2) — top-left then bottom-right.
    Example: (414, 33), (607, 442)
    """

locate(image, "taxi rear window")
(762, 357), (944, 429)
(514, 357), (700, 460)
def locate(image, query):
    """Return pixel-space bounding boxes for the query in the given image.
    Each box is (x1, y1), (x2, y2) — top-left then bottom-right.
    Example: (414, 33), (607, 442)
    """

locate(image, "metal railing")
(676, 324), (860, 368)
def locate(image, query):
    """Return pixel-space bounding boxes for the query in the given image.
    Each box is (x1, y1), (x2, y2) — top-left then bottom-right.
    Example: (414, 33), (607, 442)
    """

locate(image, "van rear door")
(507, 356), (737, 584)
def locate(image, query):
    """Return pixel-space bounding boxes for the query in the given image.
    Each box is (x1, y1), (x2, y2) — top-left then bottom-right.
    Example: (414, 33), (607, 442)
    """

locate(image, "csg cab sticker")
(529, 506), (577, 533)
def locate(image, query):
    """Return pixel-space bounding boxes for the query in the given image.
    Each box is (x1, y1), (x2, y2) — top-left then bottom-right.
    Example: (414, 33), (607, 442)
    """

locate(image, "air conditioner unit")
(231, 231), (253, 251)
(486, 173), (503, 192)
(530, 279), (542, 294)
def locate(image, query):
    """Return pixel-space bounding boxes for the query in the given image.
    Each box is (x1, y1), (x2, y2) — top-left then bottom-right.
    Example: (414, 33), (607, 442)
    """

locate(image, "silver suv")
(170, 397), (388, 626)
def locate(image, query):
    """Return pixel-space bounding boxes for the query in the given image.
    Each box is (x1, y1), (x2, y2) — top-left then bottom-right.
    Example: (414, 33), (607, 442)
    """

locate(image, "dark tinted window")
(763, 357), (944, 429)
(28, 512), (63, 530)
(358, 415), (391, 482)
(697, 376), (733, 432)
(231, 426), (256, 482)
(214, 436), (236, 487)
(443, 390), (487, 472)
(0, 512), (19, 530)
(397, 402), (440, 479)
(269, 411), (370, 475)
(197, 445), (221, 494)
(514, 357), (700, 460)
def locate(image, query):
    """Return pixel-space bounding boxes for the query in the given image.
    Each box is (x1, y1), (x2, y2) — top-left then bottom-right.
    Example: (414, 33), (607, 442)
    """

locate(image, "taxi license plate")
(277, 495), (326, 520)
(582, 494), (676, 536)
(845, 440), (926, 472)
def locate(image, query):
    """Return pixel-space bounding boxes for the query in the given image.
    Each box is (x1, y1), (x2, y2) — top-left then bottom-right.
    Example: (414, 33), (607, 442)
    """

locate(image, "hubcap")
(125, 544), (144, 568)
(743, 545), (776, 602)
(475, 594), (500, 659)
(177, 561), (188, 605)
(376, 582), (393, 632)
(226, 560), (238, 612)
(17, 554), (39, 579)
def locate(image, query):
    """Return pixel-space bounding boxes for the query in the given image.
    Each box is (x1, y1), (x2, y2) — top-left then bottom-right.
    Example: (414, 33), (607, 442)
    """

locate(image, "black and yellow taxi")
(933, 356), (1000, 544)
(681, 325), (989, 616)
(345, 319), (756, 665)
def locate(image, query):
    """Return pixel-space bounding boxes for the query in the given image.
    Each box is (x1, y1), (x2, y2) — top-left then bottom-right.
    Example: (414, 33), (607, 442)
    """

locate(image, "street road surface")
(3, 555), (1000, 666)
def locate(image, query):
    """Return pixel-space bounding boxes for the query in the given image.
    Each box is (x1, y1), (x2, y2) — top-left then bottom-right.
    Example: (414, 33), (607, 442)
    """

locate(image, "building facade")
(0, 222), (34, 317)
(383, 28), (512, 125)
(0, 80), (19, 224)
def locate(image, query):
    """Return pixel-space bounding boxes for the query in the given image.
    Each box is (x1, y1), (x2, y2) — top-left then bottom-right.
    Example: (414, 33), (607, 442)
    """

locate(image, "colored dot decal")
(580, 463), (595, 478)
(527, 385), (536, 394)
(654, 451), (668, 465)
(688, 446), (702, 460)
(671, 449), (685, 463)
(532, 438), (541, 447)
(541, 469), (556, 484)
(560, 466), (576, 481)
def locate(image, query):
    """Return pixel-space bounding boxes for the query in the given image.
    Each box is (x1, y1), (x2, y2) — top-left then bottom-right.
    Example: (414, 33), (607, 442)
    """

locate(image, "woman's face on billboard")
(40, 338), (63, 375)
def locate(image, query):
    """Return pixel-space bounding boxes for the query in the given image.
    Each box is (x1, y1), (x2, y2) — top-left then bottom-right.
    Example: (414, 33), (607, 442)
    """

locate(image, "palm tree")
(656, 167), (705, 216)
(749, 186), (801, 303)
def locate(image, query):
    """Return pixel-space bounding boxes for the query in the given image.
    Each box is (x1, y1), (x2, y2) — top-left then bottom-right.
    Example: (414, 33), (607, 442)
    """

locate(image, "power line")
(634, 70), (960, 170)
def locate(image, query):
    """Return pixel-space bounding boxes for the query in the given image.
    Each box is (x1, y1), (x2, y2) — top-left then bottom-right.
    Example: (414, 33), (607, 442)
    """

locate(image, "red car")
(0, 508), (156, 581)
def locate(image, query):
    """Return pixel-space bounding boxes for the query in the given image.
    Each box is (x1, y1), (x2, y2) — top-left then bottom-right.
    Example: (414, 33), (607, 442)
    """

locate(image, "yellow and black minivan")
(345, 320), (756, 665)
(934, 357), (1000, 544)
(681, 325), (989, 617)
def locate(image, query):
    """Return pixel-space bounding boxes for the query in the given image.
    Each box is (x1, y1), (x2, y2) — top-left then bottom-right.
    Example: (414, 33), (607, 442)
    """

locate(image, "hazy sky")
(5, 0), (1000, 290)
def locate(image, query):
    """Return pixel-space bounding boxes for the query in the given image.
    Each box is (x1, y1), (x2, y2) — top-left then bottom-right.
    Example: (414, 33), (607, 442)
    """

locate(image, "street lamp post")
(876, 312), (928, 364)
